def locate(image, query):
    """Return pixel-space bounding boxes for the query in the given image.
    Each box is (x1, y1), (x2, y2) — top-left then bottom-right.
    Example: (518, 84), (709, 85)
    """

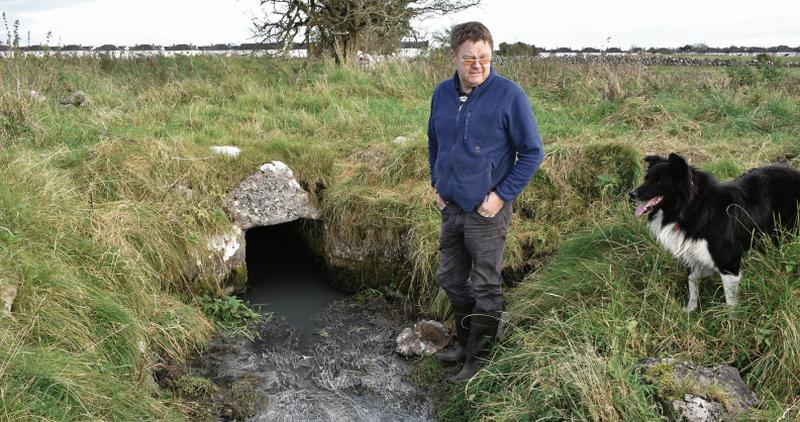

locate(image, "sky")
(1, 0), (798, 49)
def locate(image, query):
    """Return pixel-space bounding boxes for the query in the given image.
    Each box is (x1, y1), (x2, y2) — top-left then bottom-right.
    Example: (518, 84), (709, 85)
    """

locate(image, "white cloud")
(420, 0), (800, 48)
(9, 0), (263, 46)
(5, 0), (800, 48)
(0, 0), (83, 14)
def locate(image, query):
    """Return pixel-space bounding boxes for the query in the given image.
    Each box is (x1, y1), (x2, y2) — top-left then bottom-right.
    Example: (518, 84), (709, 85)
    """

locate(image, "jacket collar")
(451, 68), (497, 96)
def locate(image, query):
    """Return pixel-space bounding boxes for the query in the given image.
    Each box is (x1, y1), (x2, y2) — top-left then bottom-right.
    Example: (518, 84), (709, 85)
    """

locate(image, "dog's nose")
(628, 190), (637, 200)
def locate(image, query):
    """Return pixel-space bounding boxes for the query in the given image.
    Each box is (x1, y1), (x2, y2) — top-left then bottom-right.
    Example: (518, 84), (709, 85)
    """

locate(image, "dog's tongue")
(635, 198), (658, 217)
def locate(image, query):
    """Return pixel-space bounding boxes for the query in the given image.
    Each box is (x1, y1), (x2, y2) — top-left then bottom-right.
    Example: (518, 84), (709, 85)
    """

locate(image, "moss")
(222, 263), (248, 296)
(644, 362), (683, 401)
(227, 376), (266, 420)
(168, 375), (220, 421)
(171, 374), (219, 400)
(643, 363), (735, 411)
(411, 356), (446, 388)
(704, 383), (734, 410)
(325, 257), (406, 292)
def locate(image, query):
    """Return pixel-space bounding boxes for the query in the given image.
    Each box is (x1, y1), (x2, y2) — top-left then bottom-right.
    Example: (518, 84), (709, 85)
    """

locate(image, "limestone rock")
(207, 225), (246, 267)
(393, 136), (408, 145)
(171, 184), (193, 199)
(637, 358), (759, 421)
(666, 394), (722, 422)
(323, 223), (407, 268)
(496, 311), (510, 340)
(395, 320), (450, 357)
(192, 224), (248, 295)
(225, 161), (321, 230)
(359, 144), (390, 166)
(28, 90), (46, 102)
(60, 90), (88, 107)
(325, 232), (370, 264)
(1, 281), (17, 316)
(210, 146), (241, 157)
(357, 51), (384, 70)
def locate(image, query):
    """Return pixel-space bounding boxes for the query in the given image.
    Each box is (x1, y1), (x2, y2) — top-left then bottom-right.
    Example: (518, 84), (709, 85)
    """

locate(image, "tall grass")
(0, 147), (215, 420)
(442, 218), (800, 420)
(1, 53), (798, 419)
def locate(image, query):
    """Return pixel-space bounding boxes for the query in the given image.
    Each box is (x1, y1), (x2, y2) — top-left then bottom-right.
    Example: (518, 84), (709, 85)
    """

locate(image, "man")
(427, 21), (544, 383)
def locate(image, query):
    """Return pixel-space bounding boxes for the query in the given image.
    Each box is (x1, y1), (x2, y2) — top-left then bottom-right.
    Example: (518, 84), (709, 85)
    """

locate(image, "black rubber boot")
(434, 302), (474, 364)
(449, 313), (500, 383)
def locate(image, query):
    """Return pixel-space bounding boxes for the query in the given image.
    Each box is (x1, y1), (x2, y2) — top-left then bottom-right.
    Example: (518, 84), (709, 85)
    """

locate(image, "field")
(1, 52), (799, 420)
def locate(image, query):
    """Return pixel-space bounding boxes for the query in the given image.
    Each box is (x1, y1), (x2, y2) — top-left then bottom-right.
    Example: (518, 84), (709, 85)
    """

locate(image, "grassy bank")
(442, 222), (800, 420)
(1, 53), (798, 419)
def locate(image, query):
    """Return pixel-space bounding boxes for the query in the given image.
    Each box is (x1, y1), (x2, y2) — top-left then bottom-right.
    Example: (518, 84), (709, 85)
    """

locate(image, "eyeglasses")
(461, 57), (491, 67)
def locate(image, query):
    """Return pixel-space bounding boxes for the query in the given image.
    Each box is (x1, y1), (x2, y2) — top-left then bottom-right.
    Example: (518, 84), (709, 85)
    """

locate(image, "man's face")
(451, 39), (492, 91)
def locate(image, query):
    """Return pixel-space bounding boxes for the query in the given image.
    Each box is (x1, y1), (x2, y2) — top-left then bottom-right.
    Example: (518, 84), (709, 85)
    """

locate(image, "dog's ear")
(644, 155), (666, 168)
(668, 153), (690, 179)
(669, 153), (696, 218)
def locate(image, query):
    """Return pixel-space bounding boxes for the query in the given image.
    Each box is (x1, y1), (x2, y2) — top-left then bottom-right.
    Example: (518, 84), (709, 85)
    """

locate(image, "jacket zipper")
(446, 93), (470, 196)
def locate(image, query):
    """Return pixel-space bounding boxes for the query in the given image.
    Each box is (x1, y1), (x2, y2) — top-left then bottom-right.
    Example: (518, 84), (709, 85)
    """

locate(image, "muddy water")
(242, 224), (345, 349)
(191, 222), (436, 421)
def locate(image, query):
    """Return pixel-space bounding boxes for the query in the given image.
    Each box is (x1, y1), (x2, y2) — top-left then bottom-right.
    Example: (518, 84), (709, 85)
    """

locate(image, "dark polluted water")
(242, 223), (345, 350)
(191, 221), (437, 421)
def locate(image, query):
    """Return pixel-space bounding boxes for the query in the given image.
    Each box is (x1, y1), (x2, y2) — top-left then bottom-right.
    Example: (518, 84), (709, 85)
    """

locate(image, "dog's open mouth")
(634, 196), (663, 217)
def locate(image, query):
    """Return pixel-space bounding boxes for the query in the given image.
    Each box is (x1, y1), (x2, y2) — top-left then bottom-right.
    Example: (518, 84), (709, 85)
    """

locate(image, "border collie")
(629, 153), (800, 311)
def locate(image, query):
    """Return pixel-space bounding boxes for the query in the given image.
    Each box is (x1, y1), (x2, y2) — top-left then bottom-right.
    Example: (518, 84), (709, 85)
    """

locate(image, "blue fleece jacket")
(428, 69), (544, 212)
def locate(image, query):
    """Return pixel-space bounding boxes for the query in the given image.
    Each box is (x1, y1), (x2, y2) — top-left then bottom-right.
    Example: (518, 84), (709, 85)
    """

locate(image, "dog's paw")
(682, 304), (698, 313)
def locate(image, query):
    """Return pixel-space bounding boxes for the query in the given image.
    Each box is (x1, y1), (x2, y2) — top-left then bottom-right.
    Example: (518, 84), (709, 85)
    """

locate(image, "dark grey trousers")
(436, 201), (512, 314)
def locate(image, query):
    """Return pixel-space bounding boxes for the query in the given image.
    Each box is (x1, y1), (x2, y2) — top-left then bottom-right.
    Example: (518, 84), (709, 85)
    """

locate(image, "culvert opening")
(242, 220), (345, 348)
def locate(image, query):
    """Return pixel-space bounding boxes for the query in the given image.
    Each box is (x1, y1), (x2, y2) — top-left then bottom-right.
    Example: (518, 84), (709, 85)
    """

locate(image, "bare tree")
(253, 0), (480, 65)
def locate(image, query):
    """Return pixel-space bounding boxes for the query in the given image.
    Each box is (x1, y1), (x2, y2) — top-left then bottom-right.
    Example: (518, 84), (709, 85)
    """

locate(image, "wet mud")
(190, 294), (438, 421)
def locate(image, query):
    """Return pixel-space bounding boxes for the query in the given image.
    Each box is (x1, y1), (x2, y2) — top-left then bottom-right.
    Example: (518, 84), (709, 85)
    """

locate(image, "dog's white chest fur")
(647, 210), (717, 271)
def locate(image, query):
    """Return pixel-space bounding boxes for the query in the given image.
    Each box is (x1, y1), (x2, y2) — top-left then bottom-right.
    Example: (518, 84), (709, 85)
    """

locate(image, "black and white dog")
(630, 153), (800, 311)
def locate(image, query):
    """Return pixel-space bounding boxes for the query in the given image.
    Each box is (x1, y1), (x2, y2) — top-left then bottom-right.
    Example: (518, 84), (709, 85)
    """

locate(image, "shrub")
(759, 65), (783, 84)
(726, 65), (758, 88)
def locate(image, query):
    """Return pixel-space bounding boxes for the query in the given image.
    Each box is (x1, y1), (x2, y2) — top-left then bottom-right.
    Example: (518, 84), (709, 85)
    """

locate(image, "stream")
(189, 222), (438, 421)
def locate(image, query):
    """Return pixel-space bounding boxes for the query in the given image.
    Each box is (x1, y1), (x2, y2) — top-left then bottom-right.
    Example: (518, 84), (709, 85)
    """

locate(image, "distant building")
(129, 44), (164, 57)
(2, 41), (796, 60)
(57, 44), (93, 57)
(165, 44), (200, 56)
(234, 42), (307, 57)
(20, 45), (51, 57)
(94, 44), (125, 58)
(398, 40), (429, 58)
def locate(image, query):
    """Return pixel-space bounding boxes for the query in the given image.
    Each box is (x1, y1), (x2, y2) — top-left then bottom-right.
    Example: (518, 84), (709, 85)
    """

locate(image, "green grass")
(193, 295), (264, 340)
(1, 53), (799, 419)
(443, 220), (800, 420)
